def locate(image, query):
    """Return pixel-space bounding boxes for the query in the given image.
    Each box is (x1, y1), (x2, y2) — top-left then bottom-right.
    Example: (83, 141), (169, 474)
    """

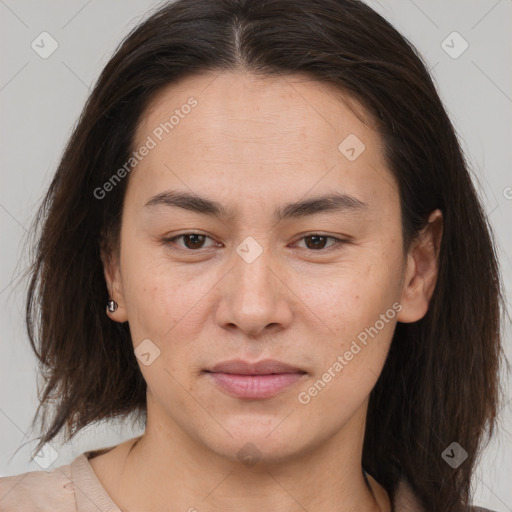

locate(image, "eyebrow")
(144, 189), (369, 223)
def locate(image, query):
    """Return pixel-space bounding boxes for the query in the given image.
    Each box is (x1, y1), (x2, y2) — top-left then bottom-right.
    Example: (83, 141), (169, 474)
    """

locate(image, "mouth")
(203, 359), (307, 400)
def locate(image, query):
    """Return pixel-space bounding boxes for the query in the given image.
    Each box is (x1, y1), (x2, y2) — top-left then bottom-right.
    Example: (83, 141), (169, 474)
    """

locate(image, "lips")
(206, 359), (306, 375)
(204, 359), (307, 399)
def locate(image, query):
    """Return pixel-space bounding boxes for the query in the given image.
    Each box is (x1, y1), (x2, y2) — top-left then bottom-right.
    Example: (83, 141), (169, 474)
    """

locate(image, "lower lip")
(206, 372), (305, 399)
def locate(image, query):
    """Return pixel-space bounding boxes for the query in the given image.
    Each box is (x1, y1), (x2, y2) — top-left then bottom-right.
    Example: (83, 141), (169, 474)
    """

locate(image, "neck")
(104, 404), (390, 512)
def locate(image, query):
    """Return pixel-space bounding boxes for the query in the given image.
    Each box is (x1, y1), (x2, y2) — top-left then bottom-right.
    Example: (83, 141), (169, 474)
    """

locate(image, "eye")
(162, 232), (219, 251)
(162, 232), (347, 253)
(291, 233), (347, 251)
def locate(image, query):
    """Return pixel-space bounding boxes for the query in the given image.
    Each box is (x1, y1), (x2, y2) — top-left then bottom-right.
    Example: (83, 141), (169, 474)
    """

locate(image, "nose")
(215, 242), (293, 338)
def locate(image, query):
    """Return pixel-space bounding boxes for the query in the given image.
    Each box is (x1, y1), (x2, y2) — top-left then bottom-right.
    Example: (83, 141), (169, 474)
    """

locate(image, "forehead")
(129, 71), (397, 216)
(136, 70), (377, 151)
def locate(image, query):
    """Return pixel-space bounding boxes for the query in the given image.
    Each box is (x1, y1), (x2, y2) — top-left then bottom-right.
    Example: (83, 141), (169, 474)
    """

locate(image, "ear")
(396, 209), (443, 323)
(101, 245), (129, 323)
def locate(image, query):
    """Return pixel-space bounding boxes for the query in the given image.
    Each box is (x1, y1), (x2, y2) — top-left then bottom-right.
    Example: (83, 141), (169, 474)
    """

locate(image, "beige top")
(0, 444), (495, 512)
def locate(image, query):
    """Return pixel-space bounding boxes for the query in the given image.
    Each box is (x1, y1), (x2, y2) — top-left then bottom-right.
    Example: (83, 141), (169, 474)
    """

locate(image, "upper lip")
(206, 359), (306, 375)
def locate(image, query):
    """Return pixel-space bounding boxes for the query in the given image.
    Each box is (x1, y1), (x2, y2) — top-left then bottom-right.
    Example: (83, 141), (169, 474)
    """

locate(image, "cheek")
(296, 280), (398, 421)
(296, 252), (401, 379)
(120, 236), (204, 338)
(297, 256), (400, 332)
(121, 258), (206, 398)
(120, 249), (225, 395)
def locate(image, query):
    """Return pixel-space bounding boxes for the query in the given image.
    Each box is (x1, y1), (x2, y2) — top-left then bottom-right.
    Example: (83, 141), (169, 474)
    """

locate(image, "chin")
(196, 417), (314, 467)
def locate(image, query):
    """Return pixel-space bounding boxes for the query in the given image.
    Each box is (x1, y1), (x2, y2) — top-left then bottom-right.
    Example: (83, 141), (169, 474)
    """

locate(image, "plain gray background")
(1, 0), (511, 510)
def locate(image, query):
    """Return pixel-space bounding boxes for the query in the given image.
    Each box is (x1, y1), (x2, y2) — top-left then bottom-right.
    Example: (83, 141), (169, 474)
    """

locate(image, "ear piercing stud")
(106, 298), (118, 313)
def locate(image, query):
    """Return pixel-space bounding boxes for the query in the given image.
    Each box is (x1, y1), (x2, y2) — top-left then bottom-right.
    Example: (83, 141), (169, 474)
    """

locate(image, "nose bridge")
(233, 237), (277, 308)
(219, 236), (291, 335)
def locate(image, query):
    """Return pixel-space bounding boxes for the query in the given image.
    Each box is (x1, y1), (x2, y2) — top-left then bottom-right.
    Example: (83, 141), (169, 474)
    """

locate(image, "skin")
(94, 70), (443, 512)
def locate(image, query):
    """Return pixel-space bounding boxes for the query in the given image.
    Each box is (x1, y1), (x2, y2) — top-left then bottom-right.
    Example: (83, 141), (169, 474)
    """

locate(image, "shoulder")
(0, 448), (123, 512)
(0, 460), (76, 512)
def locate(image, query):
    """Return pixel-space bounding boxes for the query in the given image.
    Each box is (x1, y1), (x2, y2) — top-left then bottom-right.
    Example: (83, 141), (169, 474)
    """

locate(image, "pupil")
(186, 234), (204, 249)
(307, 235), (326, 250)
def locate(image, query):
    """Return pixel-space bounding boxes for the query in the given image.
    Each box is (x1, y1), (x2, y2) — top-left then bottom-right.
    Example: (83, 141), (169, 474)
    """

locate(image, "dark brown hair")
(22, 1), (506, 510)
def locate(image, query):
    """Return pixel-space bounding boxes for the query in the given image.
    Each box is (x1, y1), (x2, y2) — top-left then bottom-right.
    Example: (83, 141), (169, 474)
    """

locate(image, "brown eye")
(181, 234), (207, 249)
(304, 235), (329, 250)
(294, 234), (346, 251)
(163, 233), (217, 251)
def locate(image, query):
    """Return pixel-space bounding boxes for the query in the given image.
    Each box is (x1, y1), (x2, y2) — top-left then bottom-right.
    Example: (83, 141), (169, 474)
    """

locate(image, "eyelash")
(161, 232), (348, 253)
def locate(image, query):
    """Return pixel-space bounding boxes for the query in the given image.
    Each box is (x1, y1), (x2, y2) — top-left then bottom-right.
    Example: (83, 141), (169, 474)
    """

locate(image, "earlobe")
(396, 209), (443, 324)
(100, 247), (128, 323)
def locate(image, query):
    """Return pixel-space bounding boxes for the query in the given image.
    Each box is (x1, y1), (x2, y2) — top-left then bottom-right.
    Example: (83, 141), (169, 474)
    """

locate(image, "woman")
(0, 0), (506, 511)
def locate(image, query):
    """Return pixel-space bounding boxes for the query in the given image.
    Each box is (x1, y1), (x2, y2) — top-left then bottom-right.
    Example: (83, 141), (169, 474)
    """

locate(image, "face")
(103, 71), (441, 464)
